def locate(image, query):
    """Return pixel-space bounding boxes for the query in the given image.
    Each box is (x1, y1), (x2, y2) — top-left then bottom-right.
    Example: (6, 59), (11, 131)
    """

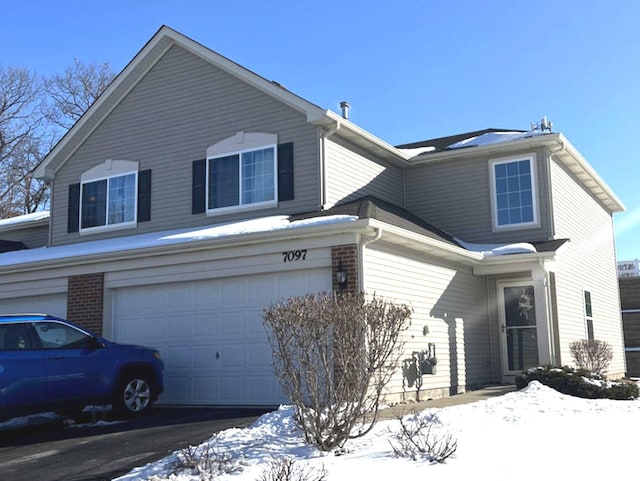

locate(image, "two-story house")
(0, 26), (626, 406)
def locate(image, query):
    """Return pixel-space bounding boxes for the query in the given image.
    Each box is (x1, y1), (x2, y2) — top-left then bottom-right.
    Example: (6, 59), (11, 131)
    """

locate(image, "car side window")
(0, 323), (32, 350)
(32, 322), (94, 349)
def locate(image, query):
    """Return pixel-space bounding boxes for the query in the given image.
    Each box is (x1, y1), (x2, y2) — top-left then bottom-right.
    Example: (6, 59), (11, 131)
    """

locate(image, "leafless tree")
(263, 292), (412, 451)
(0, 66), (46, 216)
(0, 60), (114, 216)
(43, 58), (114, 130)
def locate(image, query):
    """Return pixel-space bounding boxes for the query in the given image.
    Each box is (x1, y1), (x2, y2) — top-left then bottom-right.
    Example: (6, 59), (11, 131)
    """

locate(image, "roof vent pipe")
(340, 101), (350, 120)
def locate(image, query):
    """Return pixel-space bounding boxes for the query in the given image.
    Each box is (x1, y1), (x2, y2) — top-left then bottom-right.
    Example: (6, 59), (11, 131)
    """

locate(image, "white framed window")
(80, 160), (138, 233)
(206, 132), (278, 215)
(489, 154), (539, 231)
(584, 290), (594, 341)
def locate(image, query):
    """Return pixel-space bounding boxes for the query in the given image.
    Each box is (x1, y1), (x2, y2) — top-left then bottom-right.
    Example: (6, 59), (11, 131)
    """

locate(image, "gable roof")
(34, 26), (409, 179)
(405, 130), (625, 213)
(396, 128), (524, 152)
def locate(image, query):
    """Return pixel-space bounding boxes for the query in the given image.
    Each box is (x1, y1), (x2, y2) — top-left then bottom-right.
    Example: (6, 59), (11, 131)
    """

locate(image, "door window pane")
(507, 328), (539, 371)
(504, 286), (536, 327)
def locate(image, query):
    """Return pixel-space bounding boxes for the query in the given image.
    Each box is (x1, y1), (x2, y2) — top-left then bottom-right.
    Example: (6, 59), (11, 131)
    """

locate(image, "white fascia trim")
(473, 252), (556, 276)
(310, 110), (410, 163)
(366, 218), (483, 263)
(557, 134), (625, 212)
(0, 218), (373, 275)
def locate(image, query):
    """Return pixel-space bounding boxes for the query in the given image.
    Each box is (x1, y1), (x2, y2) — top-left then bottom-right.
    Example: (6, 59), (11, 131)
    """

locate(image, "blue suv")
(0, 314), (164, 421)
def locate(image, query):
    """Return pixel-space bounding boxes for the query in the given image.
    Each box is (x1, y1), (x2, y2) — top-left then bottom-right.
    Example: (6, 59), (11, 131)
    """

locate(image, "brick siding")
(67, 273), (104, 335)
(331, 244), (358, 293)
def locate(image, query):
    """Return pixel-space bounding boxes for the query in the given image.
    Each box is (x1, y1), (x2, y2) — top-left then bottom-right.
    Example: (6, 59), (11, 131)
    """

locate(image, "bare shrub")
(263, 292), (412, 451)
(569, 339), (613, 376)
(259, 458), (327, 481)
(171, 435), (243, 480)
(390, 411), (457, 463)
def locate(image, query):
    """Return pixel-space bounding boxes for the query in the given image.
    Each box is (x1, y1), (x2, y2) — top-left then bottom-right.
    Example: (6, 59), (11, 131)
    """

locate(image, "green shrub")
(516, 365), (639, 400)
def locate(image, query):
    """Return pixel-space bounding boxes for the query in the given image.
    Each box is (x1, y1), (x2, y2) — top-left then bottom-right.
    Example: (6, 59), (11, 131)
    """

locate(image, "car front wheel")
(113, 374), (154, 416)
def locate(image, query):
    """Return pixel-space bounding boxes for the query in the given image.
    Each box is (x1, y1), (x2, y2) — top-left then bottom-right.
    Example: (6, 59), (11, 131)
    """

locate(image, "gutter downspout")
(546, 138), (565, 241)
(539, 257), (557, 365)
(320, 121), (341, 210)
(359, 227), (382, 293)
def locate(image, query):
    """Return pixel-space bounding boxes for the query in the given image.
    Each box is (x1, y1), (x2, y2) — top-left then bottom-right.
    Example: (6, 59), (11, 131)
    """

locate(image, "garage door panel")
(0, 293), (67, 319)
(113, 268), (331, 405)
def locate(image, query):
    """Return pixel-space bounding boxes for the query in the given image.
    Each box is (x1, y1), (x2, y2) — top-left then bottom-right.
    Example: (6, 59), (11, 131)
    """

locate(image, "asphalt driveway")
(0, 407), (272, 481)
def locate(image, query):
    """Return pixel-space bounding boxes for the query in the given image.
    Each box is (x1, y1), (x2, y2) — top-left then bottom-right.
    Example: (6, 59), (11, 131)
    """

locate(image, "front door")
(499, 282), (539, 374)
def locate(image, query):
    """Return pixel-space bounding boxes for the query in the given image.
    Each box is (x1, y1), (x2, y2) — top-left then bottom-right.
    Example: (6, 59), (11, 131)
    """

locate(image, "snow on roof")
(0, 211), (50, 229)
(447, 130), (551, 150)
(396, 146), (436, 158)
(0, 214), (358, 268)
(455, 238), (537, 256)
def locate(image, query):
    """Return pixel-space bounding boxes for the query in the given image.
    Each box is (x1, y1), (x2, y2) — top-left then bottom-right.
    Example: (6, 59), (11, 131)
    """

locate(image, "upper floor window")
(208, 146), (276, 211)
(205, 132), (278, 214)
(82, 172), (137, 229)
(192, 132), (294, 216)
(74, 159), (140, 234)
(490, 155), (538, 230)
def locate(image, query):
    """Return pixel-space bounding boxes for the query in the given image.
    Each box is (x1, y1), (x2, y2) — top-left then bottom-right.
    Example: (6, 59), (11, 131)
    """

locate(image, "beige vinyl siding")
(550, 159), (625, 376)
(363, 243), (495, 401)
(0, 224), (49, 248)
(405, 148), (552, 244)
(51, 44), (320, 246)
(324, 136), (403, 208)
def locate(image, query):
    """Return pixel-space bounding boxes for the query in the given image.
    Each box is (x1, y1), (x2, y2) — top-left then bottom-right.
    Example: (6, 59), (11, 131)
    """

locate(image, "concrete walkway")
(379, 384), (516, 420)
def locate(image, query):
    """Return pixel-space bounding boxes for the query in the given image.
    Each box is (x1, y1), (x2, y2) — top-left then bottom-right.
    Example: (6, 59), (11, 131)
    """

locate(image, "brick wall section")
(67, 273), (104, 335)
(331, 244), (358, 293)
(619, 278), (640, 376)
(619, 278), (640, 310)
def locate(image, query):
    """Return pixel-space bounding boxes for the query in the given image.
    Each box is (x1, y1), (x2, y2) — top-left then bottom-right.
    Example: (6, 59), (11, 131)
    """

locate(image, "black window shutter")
(67, 183), (80, 233)
(278, 142), (294, 202)
(192, 159), (206, 214)
(137, 169), (152, 222)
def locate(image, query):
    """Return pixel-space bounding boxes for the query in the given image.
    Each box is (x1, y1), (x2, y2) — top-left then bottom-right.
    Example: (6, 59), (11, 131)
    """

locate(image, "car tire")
(113, 373), (154, 417)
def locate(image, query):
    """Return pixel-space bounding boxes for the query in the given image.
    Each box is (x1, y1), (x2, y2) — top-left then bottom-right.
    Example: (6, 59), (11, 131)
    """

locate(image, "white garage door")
(0, 293), (67, 318)
(112, 268), (331, 406)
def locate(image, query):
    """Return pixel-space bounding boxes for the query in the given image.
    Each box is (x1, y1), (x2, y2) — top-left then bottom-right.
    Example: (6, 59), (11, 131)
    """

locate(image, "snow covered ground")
(115, 381), (639, 481)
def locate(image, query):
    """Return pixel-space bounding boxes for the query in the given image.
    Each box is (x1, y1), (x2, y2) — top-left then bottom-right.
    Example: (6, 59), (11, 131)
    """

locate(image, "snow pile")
(0, 210), (49, 229)
(115, 381), (640, 481)
(455, 238), (537, 256)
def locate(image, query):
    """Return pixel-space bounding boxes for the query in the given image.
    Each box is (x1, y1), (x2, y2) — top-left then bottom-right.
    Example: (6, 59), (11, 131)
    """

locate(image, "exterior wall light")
(336, 260), (348, 291)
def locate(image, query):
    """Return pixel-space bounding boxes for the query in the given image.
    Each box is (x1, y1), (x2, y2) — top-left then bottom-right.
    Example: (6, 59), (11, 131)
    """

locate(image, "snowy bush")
(515, 365), (638, 400)
(171, 435), (244, 480)
(389, 411), (457, 463)
(263, 292), (412, 451)
(259, 458), (327, 481)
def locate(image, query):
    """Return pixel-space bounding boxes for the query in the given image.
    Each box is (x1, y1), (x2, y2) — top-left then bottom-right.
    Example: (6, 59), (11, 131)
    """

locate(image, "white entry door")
(498, 281), (539, 375)
(112, 268), (330, 406)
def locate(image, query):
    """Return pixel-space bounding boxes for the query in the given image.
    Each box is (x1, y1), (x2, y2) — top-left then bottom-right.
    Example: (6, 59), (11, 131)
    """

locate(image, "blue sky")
(3, 0), (639, 260)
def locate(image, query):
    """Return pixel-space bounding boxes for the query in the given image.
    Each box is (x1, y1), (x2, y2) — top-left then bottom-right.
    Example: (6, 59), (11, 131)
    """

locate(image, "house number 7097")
(282, 250), (307, 262)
